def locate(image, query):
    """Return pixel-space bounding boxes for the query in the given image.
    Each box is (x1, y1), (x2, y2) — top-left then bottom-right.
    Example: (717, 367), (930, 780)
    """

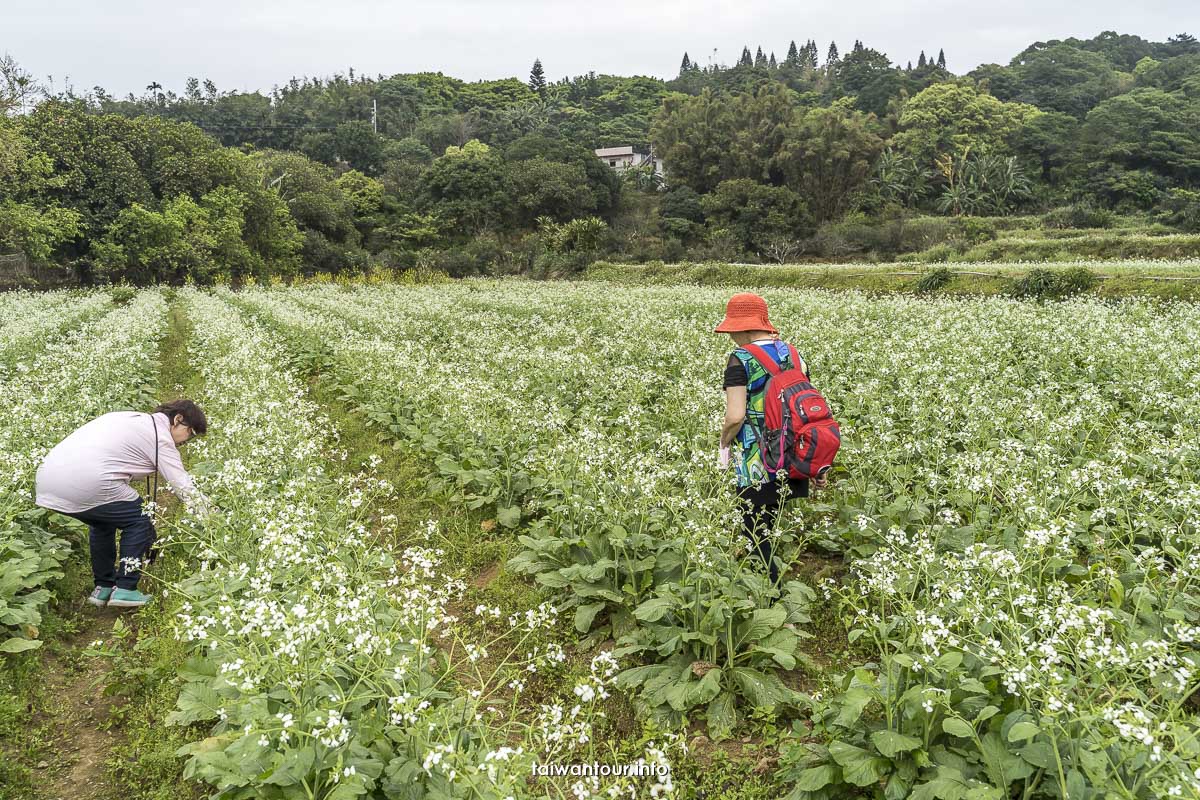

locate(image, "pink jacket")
(35, 411), (201, 513)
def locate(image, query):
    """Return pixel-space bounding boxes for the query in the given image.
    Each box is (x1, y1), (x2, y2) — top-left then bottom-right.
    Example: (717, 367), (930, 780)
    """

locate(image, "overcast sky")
(4, 1), (1194, 98)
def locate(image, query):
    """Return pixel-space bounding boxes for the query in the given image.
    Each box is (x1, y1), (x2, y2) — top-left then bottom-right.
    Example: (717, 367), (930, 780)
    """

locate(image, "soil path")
(32, 604), (133, 800)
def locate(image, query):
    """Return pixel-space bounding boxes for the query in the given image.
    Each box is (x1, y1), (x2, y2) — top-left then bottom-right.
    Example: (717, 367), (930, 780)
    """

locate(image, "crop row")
(158, 290), (675, 799)
(0, 290), (165, 652)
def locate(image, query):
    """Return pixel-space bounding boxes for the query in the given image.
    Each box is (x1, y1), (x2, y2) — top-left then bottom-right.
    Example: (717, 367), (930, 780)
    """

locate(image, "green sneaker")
(107, 588), (151, 608)
(87, 586), (113, 607)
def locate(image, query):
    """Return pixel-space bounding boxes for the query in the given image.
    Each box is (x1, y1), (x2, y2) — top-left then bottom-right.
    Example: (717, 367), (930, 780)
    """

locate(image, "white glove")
(717, 446), (731, 469)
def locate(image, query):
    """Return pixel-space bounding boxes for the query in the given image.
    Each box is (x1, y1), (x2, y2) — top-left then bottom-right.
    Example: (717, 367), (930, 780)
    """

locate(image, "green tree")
(891, 81), (1042, 171)
(529, 59), (547, 93)
(1080, 88), (1200, 207)
(701, 178), (810, 254)
(0, 202), (81, 261)
(778, 100), (885, 221)
(1011, 110), (1079, 183)
(984, 42), (1125, 118)
(826, 41), (839, 67)
(0, 54), (39, 116)
(660, 185), (704, 223)
(652, 85), (799, 192)
(504, 133), (620, 217)
(332, 120), (385, 175)
(508, 158), (596, 224)
(651, 89), (739, 193)
(421, 139), (512, 233)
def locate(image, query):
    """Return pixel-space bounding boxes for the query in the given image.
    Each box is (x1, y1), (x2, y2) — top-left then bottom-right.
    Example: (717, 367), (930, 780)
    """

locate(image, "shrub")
(1008, 267), (1097, 299)
(1157, 189), (1200, 233)
(1042, 202), (1116, 230)
(1058, 266), (1099, 295)
(958, 217), (998, 246)
(109, 285), (137, 305)
(914, 267), (953, 293)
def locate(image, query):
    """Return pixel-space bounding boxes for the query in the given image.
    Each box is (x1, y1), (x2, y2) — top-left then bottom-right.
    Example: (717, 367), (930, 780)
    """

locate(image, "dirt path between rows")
(31, 603), (134, 800)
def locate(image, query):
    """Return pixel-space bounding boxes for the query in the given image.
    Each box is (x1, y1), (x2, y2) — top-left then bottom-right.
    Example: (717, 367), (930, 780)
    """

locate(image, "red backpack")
(742, 343), (841, 481)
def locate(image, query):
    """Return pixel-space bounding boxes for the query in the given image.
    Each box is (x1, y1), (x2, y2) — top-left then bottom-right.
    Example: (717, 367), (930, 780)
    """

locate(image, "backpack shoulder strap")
(785, 343), (808, 377)
(742, 343), (781, 377)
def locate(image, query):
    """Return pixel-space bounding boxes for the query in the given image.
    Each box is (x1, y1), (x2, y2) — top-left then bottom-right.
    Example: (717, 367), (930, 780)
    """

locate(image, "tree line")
(1, 30), (1199, 284)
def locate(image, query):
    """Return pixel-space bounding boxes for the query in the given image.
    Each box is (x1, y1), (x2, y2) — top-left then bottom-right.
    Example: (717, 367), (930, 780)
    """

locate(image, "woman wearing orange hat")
(716, 292), (825, 588)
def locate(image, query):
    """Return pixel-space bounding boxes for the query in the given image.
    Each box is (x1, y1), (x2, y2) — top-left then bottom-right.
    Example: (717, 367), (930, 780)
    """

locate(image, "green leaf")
(754, 646), (797, 670)
(689, 667), (723, 706)
(793, 764), (840, 791)
(615, 664), (670, 691)
(1006, 721), (1040, 742)
(1018, 742), (1055, 769)
(496, 505), (521, 528)
(974, 705), (1000, 724)
(574, 603), (605, 633)
(871, 729), (922, 758)
(739, 605), (787, 642)
(834, 687), (874, 727)
(0, 637), (42, 653)
(978, 730), (1034, 786)
(730, 667), (792, 710)
(910, 775), (968, 800)
(168, 682), (224, 725)
(829, 740), (891, 787)
(706, 691), (738, 741)
(942, 718), (976, 739)
(935, 651), (963, 670)
(633, 597), (674, 623)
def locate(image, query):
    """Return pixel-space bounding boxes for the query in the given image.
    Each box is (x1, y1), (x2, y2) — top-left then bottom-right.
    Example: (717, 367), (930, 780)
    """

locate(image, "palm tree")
(146, 82), (164, 104)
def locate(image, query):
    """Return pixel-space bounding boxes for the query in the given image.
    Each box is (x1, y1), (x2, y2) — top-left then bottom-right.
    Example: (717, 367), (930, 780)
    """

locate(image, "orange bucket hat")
(714, 292), (777, 334)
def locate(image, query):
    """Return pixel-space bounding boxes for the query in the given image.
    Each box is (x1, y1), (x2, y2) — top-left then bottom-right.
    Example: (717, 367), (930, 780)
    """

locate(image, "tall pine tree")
(768, 52), (778, 69)
(679, 52), (692, 74)
(740, 46), (753, 66)
(917, 50), (927, 68)
(937, 48), (946, 69)
(906, 60), (913, 71)
(786, 40), (800, 66)
(853, 39), (863, 53)
(826, 41), (839, 65)
(755, 46), (767, 67)
(529, 58), (546, 92)
(805, 39), (818, 69)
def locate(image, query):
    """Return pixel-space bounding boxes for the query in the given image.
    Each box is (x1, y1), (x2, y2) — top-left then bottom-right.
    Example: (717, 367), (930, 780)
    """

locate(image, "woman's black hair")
(153, 399), (208, 435)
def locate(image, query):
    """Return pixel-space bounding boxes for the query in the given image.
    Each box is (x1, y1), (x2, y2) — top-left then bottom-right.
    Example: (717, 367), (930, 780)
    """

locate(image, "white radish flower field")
(2, 280), (1199, 799)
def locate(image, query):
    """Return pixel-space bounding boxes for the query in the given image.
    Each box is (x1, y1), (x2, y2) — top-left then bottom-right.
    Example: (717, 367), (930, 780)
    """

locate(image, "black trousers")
(738, 475), (808, 587)
(62, 499), (157, 590)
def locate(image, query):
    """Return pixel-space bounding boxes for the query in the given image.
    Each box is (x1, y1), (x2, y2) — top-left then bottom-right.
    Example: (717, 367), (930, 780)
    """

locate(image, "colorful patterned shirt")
(724, 339), (809, 489)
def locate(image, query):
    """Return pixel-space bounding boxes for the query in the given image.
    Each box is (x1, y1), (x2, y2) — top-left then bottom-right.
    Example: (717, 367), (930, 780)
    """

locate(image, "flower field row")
(0, 289), (111, 371)
(229, 280), (1200, 799)
(0, 290), (165, 652)
(157, 290), (676, 799)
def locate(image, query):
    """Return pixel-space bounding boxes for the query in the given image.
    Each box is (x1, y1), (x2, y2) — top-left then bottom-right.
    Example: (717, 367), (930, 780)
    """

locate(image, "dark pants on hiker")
(739, 475), (808, 588)
(62, 499), (156, 591)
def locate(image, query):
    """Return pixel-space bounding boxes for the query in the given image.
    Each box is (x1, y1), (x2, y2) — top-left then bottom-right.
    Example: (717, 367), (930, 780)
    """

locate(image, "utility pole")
(372, 99), (378, 134)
